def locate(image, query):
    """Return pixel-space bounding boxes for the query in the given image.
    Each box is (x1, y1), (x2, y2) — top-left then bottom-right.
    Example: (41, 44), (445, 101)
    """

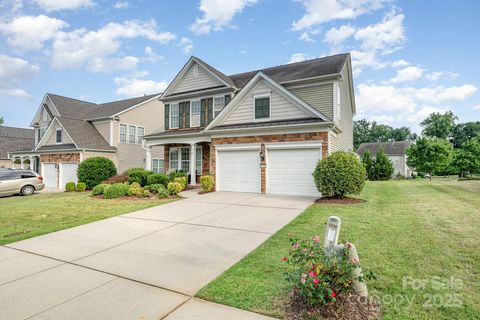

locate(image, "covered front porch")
(143, 130), (212, 186)
(8, 152), (41, 173)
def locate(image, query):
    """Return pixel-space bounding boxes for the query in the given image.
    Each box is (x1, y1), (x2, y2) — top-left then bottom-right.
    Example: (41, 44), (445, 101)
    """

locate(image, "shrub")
(140, 189), (151, 198)
(149, 184), (169, 197)
(371, 148), (394, 180)
(200, 175), (214, 193)
(92, 183), (109, 196)
(174, 177), (187, 190)
(168, 170), (188, 181)
(167, 182), (183, 195)
(127, 182), (143, 197)
(65, 182), (76, 192)
(147, 173), (169, 187)
(103, 183), (129, 199)
(76, 182), (87, 192)
(394, 173), (406, 180)
(103, 174), (128, 184)
(313, 151), (366, 198)
(78, 157), (117, 189)
(126, 168), (153, 186)
(283, 235), (363, 306)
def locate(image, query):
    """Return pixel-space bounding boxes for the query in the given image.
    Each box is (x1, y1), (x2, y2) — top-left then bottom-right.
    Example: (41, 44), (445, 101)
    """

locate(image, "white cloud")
(368, 115), (395, 124)
(87, 56), (138, 73)
(356, 84), (417, 113)
(51, 20), (175, 69)
(0, 15), (68, 51)
(144, 46), (163, 62)
(0, 88), (32, 99)
(473, 105), (480, 111)
(426, 71), (443, 81)
(407, 106), (449, 123)
(190, 0), (258, 35)
(292, 0), (384, 31)
(391, 66), (424, 83)
(299, 28), (321, 42)
(113, 1), (129, 9)
(323, 25), (355, 45)
(179, 37), (193, 54)
(391, 59), (409, 68)
(114, 77), (168, 97)
(35, 0), (93, 11)
(413, 85), (477, 104)
(288, 53), (308, 63)
(0, 54), (39, 79)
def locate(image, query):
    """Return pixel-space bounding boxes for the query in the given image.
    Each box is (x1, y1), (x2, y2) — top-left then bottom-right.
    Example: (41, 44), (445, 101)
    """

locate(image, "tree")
(420, 111), (457, 139)
(372, 148), (394, 180)
(361, 150), (374, 180)
(451, 139), (480, 177)
(451, 121), (480, 148)
(353, 119), (415, 149)
(390, 127), (413, 142)
(0, 116), (3, 126)
(406, 138), (453, 180)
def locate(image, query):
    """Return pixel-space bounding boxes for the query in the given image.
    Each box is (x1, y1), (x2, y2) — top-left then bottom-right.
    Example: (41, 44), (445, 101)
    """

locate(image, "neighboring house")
(356, 141), (413, 177)
(0, 126), (35, 169)
(143, 53), (355, 196)
(10, 93), (164, 189)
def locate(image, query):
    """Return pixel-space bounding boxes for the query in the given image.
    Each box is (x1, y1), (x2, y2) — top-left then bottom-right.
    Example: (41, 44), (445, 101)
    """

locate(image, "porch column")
(190, 143), (196, 186)
(29, 156), (33, 170)
(12, 158), (15, 169)
(145, 147), (152, 171)
(20, 156), (25, 169)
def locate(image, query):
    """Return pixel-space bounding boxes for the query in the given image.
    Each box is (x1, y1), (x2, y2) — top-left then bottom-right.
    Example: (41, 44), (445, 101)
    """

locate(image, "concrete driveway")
(0, 191), (314, 319)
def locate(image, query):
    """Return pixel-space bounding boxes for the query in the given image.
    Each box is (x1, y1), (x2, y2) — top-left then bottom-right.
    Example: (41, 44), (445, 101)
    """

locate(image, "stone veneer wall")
(210, 132), (329, 193)
(40, 153), (80, 163)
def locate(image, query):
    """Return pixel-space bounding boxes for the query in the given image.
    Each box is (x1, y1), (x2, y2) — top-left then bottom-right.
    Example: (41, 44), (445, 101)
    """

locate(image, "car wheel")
(21, 185), (35, 196)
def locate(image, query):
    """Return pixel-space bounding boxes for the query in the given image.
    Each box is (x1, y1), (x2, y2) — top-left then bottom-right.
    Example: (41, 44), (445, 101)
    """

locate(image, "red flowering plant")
(283, 234), (362, 306)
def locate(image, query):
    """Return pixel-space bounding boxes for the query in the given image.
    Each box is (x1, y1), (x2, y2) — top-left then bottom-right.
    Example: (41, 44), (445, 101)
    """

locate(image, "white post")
(29, 156), (33, 170)
(12, 158), (15, 169)
(20, 156), (25, 169)
(145, 147), (152, 171)
(190, 143), (196, 186)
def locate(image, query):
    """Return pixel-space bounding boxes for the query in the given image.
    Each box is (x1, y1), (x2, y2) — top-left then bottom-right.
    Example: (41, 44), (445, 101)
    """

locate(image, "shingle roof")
(36, 143), (77, 151)
(0, 126), (35, 158)
(210, 118), (325, 131)
(143, 128), (204, 138)
(56, 117), (116, 150)
(84, 93), (160, 119)
(228, 53), (349, 88)
(356, 141), (412, 156)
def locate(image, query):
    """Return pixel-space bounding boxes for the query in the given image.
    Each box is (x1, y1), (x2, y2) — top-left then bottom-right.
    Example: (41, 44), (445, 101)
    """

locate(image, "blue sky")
(0, 0), (479, 132)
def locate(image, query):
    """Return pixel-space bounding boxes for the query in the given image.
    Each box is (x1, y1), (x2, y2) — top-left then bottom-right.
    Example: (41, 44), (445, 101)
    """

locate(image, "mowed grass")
(197, 179), (480, 319)
(0, 191), (176, 245)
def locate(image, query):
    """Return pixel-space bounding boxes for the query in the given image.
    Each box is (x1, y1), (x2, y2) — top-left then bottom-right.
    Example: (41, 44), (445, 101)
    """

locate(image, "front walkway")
(0, 191), (314, 319)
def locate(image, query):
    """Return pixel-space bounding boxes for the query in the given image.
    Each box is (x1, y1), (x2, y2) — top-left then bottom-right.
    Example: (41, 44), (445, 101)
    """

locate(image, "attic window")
(193, 65), (199, 77)
(55, 128), (62, 144)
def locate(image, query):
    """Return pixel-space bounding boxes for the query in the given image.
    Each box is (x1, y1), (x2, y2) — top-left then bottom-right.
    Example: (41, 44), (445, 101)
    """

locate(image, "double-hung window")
(170, 103), (180, 129)
(213, 96), (225, 118)
(120, 124), (127, 143)
(169, 146), (202, 174)
(55, 128), (62, 144)
(254, 95), (270, 120)
(128, 125), (136, 144)
(137, 126), (145, 144)
(152, 159), (164, 173)
(181, 147), (190, 172)
(190, 100), (201, 127)
(170, 148), (179, 171)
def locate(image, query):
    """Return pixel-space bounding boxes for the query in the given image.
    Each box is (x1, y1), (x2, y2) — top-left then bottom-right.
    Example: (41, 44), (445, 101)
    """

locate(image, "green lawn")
(0, 192), (176, 245)
(197, 179), (480, 319)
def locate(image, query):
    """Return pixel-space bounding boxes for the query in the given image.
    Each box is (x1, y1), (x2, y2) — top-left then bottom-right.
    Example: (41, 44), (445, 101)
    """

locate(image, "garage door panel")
(217, 149), (260, 193)
(43, 164), (57, 189)
(267, 148), (320, 197)
(61, 163), (78, 189)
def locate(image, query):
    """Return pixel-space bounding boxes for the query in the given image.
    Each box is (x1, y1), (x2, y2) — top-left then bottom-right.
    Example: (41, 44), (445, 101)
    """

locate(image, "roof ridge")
(98, 93), (161, 106)
(47, 93), (99, 106)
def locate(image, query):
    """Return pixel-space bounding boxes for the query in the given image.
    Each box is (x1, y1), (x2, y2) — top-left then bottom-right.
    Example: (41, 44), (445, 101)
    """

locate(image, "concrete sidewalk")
(1, 191), (314, 319)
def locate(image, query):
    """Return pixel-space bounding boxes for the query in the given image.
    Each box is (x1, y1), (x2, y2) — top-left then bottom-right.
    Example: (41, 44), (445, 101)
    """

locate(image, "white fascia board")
(215, 143), (261, 151)
(264, 141), (322, 149)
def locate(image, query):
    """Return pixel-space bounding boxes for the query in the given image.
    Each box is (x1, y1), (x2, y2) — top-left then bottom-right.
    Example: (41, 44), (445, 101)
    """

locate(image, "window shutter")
(225, 94), (232, 105)
(207, 98), (213, 123)
(184, 102), (190, 128)
(179, 103), (184, 129)
(164, 104), (169, 130)
(200, 99), (206, 126)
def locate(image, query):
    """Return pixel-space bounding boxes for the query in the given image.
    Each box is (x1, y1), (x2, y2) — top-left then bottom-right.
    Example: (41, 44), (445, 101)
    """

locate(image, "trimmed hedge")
(76, 182), (87, 192)
(147, 173), (169, 187)
(149, 184), (169, 198)
(103, 183), (129, 199)
(92, 183), (109, 196)
(313, 151), (366, 198)
(167, 182), (183, 195)
(78, 157), (117, 189)
(126, 168), (153, 187)
(168, 170), (187, 182)
(200, 175), (214, 193)
(65, 182), (76, 192)
(127, 182), (143, 196)
(174, 177), (187, 191)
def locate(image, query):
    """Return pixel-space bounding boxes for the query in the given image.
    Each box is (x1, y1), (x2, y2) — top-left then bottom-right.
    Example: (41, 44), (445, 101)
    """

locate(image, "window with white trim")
(169, 147), (202, 173)
(196, 146), (202, 175)
(181, 147), (190, 172)
(152, 159), (164, 173)
(55, 128), (62, 144)
(137, 126), (145, 144)
(213, 96), (225, 118)
(170, 103), (179, 129)
(120, 124), (127, 143)
(170, 148), (179, 171)
(128, 125), (136, 144)
(190, 100), (201, 127)
(254, 96), (270, 120)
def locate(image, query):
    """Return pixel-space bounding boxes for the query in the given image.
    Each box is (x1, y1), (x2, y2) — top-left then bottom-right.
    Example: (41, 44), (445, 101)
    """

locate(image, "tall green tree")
(451, 139), (480, 177)
(420, 111), (457, 139)
(361, 150), (374, 180)
(406, 138), (453, 180)
(0, 116), (3, 126)
(372, 148), (394, 180)
(353, 119), (415, 149)
(451, 121), (480, 148)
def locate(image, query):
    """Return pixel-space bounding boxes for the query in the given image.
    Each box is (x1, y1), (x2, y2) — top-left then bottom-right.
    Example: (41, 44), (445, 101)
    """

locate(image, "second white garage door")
(60, 163), (78, 189)
(217, 149), (261, 193)
(267, 146), (321, 197)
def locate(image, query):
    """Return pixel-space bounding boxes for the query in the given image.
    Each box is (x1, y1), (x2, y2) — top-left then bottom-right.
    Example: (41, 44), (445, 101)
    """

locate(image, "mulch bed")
(285, 291), (381, 320)
(91, 195), (179, 201)
(315, 197), (366, 205)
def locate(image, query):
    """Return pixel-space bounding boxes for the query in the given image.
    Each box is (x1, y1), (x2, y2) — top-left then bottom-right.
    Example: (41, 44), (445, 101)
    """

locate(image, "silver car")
(0, 169), (45, 197)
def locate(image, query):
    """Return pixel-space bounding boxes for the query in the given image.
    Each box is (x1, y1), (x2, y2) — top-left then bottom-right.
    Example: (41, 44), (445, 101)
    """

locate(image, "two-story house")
(143, 53), (355, 196)
(10, 93), (164, 189)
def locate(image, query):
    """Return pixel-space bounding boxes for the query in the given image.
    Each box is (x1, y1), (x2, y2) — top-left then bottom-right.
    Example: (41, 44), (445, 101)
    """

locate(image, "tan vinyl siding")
(171, 63), (222, 94)
(336, 66), (354, 151)
(0, 159), (12, 168)
(329, 133), (341, 154)
(222, 80), (308, 125)
(92, 121), (111, 145)
(287, 83), (334, 119)
(115, 98), (164, 172)
(42, 123), (73, 146)
(83, 151), (118, 169)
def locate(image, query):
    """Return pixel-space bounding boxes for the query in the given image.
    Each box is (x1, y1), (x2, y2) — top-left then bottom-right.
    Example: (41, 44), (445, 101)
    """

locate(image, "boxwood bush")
(103, 183), (129, 199)
(76, 182), (87, 192)
(92, 183), (109, 196)
(200, 175), (214, 193)
(126, 168), (153, 186)
(127, 182), (143, 196)
(167, 182), (183, 195)
(65, 182), (76, 192)
(149, 184), (169, 198)
(313, 151), (366, 198)
(147, 173), (169, 187)
(174, 177), (187, 190)
(77, 157), (117, 189)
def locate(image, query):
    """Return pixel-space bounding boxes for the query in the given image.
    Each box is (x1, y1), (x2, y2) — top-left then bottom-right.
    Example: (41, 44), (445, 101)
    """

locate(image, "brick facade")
(163, 142), (211, 180)
(40, 153), (80, 163)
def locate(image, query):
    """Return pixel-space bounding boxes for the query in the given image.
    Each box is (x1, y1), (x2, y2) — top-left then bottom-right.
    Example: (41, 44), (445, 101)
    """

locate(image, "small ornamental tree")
(361, 150), (374, 180)
(313, 151), (366, 198)
(406, 138), (453, 181)
(77, 157), (117, 189)
(372, 148), (394, 180)
(451, 139), (480, 177)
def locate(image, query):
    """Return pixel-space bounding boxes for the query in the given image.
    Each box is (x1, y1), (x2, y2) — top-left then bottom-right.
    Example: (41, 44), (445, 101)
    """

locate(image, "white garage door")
(217, 149), (261, 193)
(267, 146), (321, 197)
(43, 163), (57, 189)
(61, 163), (78, 189)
